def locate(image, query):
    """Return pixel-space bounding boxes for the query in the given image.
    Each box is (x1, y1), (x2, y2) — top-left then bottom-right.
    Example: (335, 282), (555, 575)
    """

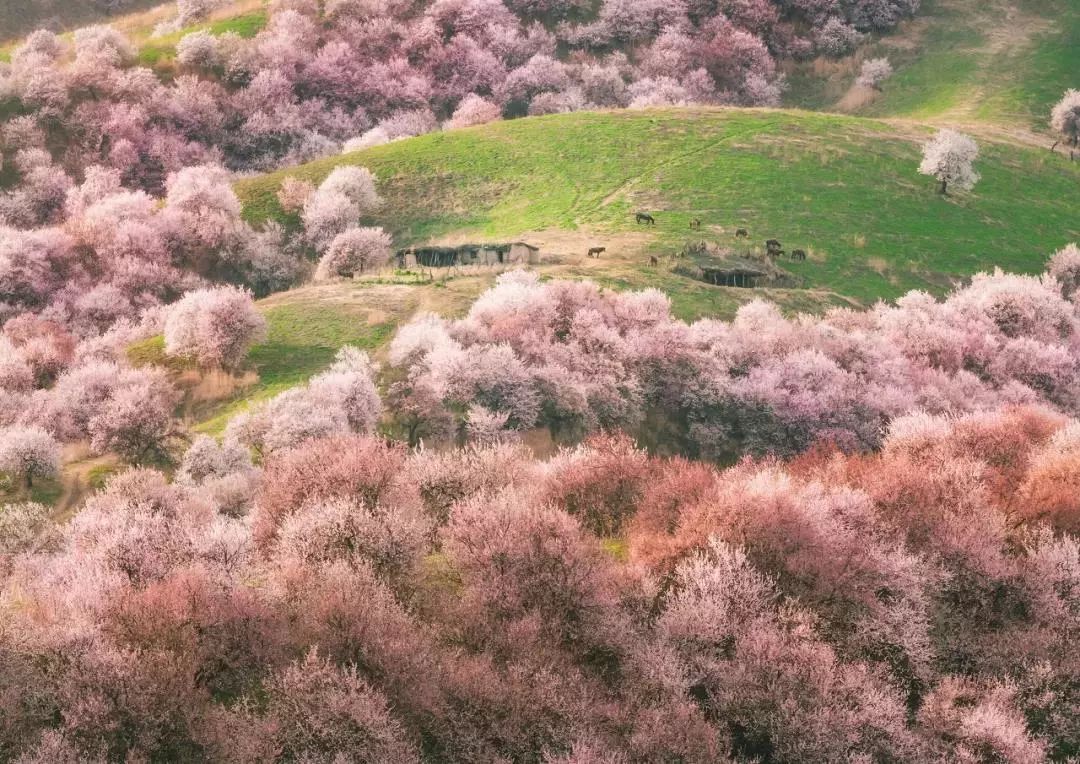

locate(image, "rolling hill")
(159, 105), (1074, 442)
(239, 108), (1080, 306)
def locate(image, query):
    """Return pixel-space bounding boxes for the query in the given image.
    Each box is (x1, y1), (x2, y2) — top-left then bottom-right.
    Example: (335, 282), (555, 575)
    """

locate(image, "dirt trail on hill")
(54, 450), (119, 522)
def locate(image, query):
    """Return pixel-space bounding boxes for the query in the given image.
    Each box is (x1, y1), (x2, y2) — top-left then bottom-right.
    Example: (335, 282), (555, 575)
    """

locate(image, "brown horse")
(791, 248), (807, 261)
(636, 212), (656, 225)
(734, 228), (749, 238)
(649, 256), (659, 266)
(689, 218), (701, 230)
(587, 246), (606, 258)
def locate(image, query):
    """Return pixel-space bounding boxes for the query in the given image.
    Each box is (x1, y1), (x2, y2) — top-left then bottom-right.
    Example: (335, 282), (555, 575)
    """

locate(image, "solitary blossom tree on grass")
(918, 128), (980, 195)
(856, 57), (892, 90)
(1050, 89), (1080, 152)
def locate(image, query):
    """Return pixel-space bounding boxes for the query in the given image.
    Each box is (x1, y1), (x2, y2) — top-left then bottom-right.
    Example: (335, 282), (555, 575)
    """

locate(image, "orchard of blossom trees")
(5, 1), (1080, 755)
(3, 230), (1080, 759)
(0, 405), (1077, 761)
(0, 0), (920, 205)
(0, 0), (926, 483)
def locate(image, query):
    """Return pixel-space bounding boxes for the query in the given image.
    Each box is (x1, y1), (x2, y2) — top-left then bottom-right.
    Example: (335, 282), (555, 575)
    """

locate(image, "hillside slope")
(0, 0), (162, 40)
(788, 0), (1080, 133)
(239, 108), (1080, 306)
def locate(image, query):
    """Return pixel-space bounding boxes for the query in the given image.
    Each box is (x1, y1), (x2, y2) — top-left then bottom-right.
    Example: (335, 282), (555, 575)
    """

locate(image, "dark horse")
(636, 212), (656, 225)
(734, 228), (749, 238)
(587, 246), (606, 258)
(689, 218), (701, 230)
(649, 255), (659, 266)
(765, 238), (782, 253)
(791, 248), (807, 261)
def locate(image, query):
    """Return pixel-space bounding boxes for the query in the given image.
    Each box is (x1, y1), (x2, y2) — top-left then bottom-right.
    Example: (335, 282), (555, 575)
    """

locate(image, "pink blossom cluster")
(0, 164), (299, 466)
(389, 253), (1080, 456)
(0, 409), (1075, 760)
(0, 163), (304, 336)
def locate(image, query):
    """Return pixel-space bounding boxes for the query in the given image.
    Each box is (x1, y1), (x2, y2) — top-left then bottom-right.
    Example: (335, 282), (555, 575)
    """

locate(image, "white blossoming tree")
(918, 129), (980, 195)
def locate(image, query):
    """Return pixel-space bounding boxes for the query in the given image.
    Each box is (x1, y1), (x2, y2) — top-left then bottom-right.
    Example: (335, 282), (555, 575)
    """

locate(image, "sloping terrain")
(0, 0), (163, 41)
(787, 0), (1080, 133)
(0, 0), (265, 61)
(185, 105), (1077, 437)
(239, 108), (1080, 305)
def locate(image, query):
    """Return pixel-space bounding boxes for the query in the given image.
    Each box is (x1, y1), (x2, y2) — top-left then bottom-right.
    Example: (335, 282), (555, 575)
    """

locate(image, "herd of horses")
(585, 212), (808, 264)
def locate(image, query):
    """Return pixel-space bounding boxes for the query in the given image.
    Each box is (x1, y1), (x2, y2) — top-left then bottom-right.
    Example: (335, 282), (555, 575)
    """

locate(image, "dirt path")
(54, 450), (119, 522)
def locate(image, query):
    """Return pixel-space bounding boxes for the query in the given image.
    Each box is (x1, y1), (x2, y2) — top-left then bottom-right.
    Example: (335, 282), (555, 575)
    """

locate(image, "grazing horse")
(649, 256), (659, 266)
(765, 238), (782, 252)
(587, 246), (606, 258)
(791, 248), (807, 261)
(734, 228), (749, 238)
(636, 212), (656, 225)
(689, 218), (701, 230)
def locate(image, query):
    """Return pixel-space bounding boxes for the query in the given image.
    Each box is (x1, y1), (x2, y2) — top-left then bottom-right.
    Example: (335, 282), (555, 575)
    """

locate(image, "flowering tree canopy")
(163, 286), (267, 370)
(918, 128), (980, 194)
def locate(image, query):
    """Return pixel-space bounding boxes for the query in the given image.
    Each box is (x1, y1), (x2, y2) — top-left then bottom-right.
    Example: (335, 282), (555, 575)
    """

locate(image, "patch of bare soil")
(836, 84), (881, 113)
(182, 368), (260, 403)
(981, 5), (1052, 56)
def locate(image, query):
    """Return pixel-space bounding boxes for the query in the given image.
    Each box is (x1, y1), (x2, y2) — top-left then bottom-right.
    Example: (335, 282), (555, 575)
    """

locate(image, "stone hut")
(508, 242), (540, 264)
(396, 242), (541, 268)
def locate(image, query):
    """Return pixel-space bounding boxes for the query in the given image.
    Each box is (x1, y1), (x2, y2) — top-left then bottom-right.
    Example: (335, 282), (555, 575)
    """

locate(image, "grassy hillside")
(238, 108), (1080, 306)
(0, 0), (162, 41)
(787, 0), (1080, 131)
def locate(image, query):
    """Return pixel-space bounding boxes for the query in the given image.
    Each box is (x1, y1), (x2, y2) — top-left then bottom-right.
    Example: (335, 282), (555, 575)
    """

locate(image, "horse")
(587, 246), (606, 258)
(649, 256), (659, 266)
(689, 218), (701, 230)
(791, 248), (806, 261)
(636, 212), (656, 225)
(734, 228), (749, 238)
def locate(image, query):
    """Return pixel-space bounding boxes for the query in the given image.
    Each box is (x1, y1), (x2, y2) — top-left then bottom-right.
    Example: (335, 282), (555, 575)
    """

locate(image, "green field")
(786, 0), (1080, 130)
(238, 108), (1080, 306)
